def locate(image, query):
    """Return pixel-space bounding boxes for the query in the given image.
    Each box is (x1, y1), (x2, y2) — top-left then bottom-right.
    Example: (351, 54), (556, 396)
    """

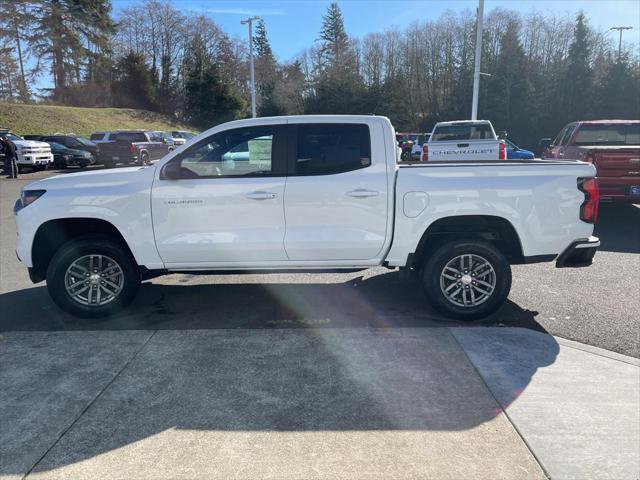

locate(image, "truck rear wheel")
(421, 240), (511, 320)
(46, 236), (140, 318)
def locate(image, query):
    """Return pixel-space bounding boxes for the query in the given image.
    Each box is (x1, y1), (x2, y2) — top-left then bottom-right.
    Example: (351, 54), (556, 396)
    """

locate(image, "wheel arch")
(31, 218), (138, 282)
(412, 215), (525, 267)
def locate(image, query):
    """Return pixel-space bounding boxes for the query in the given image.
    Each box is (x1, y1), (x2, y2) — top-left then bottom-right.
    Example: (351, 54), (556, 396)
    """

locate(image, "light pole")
(241, 16), (261, 118)
(610, 26), (632, 61)
(471, 0), (484, 120)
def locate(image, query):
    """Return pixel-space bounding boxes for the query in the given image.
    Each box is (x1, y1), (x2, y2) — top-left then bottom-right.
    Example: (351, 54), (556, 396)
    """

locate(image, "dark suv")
(96, 130), (171, 168)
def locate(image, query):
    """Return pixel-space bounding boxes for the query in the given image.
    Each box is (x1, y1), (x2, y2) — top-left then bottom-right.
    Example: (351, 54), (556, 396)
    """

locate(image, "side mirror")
(539, 138), (552, 149)
(161, 160), (181, 180)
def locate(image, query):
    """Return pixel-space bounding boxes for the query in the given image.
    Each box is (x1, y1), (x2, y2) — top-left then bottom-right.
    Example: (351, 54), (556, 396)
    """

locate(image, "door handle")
(245, 191), (277, 200)
(347, 189), (379, 198)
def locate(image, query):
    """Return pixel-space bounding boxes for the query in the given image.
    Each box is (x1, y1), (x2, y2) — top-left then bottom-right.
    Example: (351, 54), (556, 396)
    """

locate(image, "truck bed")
(385, 159), (596, 266)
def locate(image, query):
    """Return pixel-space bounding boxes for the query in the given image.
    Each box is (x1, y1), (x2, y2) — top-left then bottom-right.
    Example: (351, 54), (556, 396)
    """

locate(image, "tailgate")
(99, 141), (131, 156)
(429, 140), (500, 161)
(591, 148), (640, 177)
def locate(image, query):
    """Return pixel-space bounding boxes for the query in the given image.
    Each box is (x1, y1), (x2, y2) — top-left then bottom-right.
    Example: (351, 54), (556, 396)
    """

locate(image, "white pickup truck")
(421, 120), (506, 161)
(1, 130), (53, 171)
(14, 115), (600, 320)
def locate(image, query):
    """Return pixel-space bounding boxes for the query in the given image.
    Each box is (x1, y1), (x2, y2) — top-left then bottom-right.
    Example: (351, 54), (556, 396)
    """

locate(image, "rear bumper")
(556, 236), (600, 268)
(598, 177), (640, 202)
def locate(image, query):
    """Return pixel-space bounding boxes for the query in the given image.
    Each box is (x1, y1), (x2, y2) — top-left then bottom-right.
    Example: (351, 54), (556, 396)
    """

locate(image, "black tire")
(401, 150), (411, 162)
(139, 152), (149, 166)
(46, 236), (140, 318)
(421, 240), (511, 321)
(103, 160), (115, 169)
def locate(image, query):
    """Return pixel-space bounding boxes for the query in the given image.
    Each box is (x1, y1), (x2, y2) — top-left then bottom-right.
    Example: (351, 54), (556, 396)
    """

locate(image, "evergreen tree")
(485, 20), (530, 137)
(183, 34), (247, 129)
(596, 54), (640, 119)
(563, 13), (592, 120)
(252, 19), (281, 116)
(309, 2), (366, 114)
(112, 52), (157, 110)
(254, 19), (274, 62)
(318, 2), (350, 70)
(29, 0), (115, 100)
(0, 0), (31, 101)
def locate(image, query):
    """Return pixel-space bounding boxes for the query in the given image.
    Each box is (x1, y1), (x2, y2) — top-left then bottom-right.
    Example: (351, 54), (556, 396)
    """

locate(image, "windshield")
(90, 133), (104, 141)
(76, 137), (96, 146)
(6, 133), (23, 141)
(116, 132), (147, 142)
(49, 142), (66, 149)
(432, 124), (494, 141)
(573, 123), (640, 146)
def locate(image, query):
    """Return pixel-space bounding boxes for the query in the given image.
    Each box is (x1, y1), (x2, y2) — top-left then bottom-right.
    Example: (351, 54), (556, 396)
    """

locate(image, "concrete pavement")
(1, 327), (638, 480)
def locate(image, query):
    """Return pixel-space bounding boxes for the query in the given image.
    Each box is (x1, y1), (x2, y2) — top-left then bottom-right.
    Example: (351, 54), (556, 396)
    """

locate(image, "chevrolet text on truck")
(421, 120), (506, 161)
(14, 115), (600, 320)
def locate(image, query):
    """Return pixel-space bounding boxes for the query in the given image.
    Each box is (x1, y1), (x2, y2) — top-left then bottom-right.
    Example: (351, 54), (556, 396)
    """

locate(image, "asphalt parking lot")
(1, 168), (639, 480)
(1, 168), (638, 357)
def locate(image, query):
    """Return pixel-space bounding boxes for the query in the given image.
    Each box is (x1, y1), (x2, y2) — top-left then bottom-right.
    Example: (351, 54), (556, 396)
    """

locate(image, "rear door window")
(293, 123), (371, 176)
(431, 124), (494, 141)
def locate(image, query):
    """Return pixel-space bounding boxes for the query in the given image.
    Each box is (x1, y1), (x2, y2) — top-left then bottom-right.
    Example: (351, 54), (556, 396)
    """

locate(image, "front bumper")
(555, 236), (600, 268)
(18, 153), (54, 166)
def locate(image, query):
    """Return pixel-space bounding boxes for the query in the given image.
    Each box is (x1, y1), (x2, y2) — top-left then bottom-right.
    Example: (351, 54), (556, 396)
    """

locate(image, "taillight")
(130, 144), (136, 153)
(499, 141), (506, 160)
(422, 144), (428, 162)
(578, 177), (599, 223)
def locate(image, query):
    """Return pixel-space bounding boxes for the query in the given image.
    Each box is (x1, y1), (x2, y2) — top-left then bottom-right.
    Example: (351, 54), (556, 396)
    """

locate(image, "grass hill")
(0, 103), (194, 137)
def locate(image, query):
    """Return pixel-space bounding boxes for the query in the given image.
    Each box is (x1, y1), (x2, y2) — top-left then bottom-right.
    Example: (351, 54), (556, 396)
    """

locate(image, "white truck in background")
(421, 120), (506, 161)
(14, 115), (599, 320)
(0, 129), (53, 171)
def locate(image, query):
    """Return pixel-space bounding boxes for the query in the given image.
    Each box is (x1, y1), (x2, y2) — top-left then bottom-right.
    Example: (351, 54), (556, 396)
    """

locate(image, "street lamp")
(471, 0), (484, 120)
(241, 16), (261, 118)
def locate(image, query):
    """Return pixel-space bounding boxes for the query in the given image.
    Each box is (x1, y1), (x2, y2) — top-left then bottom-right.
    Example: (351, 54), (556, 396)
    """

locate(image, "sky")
(112, 0), (640, 62)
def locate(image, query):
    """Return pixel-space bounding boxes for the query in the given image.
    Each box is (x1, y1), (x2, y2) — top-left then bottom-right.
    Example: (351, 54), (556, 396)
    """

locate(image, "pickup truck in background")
(96, 130), (171, 168)
(541, 120), (640, 202)
(0, 130), (53, 171)
(421, 120), (506, 161)
(14, 115), (599, 321)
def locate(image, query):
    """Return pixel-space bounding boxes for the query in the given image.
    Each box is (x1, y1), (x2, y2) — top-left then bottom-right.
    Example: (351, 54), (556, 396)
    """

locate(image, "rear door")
(283, 121), (389, 261)
(152, 124), (288, 265)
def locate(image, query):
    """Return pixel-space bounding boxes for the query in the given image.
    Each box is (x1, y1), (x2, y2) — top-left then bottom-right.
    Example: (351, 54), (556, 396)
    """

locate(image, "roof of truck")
(434, 120), (492, 126)
(577, 119), (640, 124)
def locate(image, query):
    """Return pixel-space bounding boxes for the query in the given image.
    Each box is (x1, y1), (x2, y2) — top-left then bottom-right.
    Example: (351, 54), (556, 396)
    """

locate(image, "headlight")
(15, 189), (46, 214)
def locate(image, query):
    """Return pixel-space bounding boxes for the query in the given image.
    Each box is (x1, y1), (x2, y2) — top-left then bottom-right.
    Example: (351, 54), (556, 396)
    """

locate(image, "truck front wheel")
(46, 236), (140, 318)
(421, 240), (511, 320)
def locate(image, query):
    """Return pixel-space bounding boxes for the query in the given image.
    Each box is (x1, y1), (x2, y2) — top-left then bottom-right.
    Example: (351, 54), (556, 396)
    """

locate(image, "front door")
(151, 124), (288, 265)
(283, 122), (389, 261)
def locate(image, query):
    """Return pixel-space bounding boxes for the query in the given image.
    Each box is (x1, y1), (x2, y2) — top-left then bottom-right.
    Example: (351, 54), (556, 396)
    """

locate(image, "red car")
(542, 120), (640, 202)
(396, 132), (425, 162)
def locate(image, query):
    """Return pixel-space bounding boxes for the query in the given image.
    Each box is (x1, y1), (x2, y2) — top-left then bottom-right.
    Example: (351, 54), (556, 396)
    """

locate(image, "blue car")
(506, 139), (534, 159)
